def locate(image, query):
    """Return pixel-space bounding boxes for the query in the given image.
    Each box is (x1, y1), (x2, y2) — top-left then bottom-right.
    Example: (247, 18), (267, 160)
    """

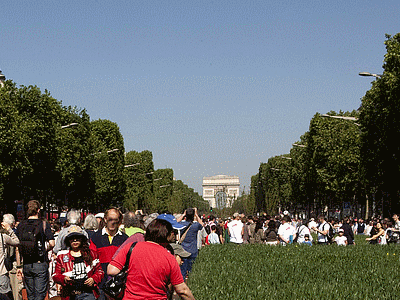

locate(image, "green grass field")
(188, 236), (400, 299)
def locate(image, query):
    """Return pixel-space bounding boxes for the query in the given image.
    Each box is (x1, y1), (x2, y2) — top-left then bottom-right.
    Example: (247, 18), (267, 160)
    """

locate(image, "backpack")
(326, 223), (334, 243)
(18, 220), (46, 259)
(293, 225), (306, 243)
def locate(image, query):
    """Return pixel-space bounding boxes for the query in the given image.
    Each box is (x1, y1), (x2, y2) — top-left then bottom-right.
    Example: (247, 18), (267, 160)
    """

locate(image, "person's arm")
(366, 229), (385, 241)
(53, 228), (65, 254)
(107, 264), (121, 276)
(194, 208), (203, 226)
(2, 222), (19, 247)
(174, 282), (196, 300)
(176, 211), (186, 223)
(314, 224), (328, 236)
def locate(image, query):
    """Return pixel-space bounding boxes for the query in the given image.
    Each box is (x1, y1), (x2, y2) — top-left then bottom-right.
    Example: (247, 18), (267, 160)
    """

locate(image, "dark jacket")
(340, 223), (354, 245)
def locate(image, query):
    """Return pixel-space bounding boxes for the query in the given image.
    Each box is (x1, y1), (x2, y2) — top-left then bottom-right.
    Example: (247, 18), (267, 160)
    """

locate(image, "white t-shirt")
(308, 221), (317, 233)
(317, 222), (330, 243)
(277, 223), (296, 243)
(335, 235), (347, 246)
(297, 225), (313, 243)
(228, 219), (244, 244)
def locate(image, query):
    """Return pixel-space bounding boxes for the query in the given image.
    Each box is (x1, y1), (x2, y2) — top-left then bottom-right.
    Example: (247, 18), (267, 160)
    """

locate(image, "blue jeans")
(73, 292), (96, 300)
(180, 254), (197, 279)
(23, 262), (49, 300)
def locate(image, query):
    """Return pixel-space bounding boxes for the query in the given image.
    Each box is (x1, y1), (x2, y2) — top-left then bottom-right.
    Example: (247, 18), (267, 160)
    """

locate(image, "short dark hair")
(185, 208), (195, 222)
(283, 215), (291, 223)
(145, 219), (173, 244)
(27, 200), (40, 217)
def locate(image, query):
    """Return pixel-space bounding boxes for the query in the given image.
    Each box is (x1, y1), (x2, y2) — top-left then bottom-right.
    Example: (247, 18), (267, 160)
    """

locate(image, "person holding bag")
(108, 219), (195, 300)
(53, 226), (104, 300)
(0, 221), (19, 300)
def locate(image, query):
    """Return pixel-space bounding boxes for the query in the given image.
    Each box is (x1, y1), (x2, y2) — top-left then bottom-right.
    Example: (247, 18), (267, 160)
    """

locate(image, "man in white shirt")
(278, 216), (296, 245)
(227, 213), (244, 244)
(312, 215), (331, 245)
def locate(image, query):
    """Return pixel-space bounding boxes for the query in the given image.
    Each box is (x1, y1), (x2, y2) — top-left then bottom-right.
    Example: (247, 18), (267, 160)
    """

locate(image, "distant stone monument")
(202, 175), (240, 209)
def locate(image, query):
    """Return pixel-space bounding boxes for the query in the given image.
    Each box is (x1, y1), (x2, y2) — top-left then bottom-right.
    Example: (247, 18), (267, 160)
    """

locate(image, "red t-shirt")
(110, 241), (184, 300)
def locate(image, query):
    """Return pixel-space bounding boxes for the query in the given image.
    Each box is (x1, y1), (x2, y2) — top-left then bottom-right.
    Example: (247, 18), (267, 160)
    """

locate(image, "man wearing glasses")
(89, 208), (128, 300)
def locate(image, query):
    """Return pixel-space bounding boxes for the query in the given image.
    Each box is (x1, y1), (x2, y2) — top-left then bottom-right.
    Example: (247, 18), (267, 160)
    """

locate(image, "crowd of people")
(0, 200), (399, 300)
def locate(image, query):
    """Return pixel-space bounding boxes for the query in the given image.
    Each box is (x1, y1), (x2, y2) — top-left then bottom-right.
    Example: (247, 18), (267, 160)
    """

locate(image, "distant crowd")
(0, 201), (399, 300)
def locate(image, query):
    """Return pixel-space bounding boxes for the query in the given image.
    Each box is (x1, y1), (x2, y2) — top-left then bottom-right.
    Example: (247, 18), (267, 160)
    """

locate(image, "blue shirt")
(179, 221), (203, 256)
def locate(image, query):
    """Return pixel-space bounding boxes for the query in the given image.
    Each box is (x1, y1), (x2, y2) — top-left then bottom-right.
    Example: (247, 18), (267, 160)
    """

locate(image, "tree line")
(0, 81), (208, 215)
(235, 33), (400, 219)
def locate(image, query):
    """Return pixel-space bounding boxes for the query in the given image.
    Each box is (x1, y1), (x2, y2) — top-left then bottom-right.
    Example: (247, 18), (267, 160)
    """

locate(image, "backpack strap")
(179, 223), (193, 244)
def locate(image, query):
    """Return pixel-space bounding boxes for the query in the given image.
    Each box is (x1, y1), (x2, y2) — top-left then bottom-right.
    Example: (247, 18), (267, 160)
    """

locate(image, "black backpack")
(326, 223), (334, 243)
(18, 220), (45, 259)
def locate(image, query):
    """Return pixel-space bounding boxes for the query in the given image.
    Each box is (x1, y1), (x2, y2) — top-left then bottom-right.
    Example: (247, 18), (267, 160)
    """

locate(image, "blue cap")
(157, 214), (185, 230)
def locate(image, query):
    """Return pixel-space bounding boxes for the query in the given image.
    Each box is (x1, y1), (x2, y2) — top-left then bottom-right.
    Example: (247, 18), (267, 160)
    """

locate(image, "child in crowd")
(334, 229), (348, 246)
(207, 225), (220, 244)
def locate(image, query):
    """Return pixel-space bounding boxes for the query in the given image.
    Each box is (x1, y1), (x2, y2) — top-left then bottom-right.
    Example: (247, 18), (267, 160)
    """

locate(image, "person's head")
(211, 225), (217, 232)
(304, 234), (310, 241)
(62, 205), (68, 212)
(83, 214), (98, 231)
(185, 208), (195, 222)
(26, 200), (40, 217)
(268, 220), (277, 231)
(67, 209), (81, 225)
(376, 222), (382, 229)
(170, 243), (191, 266)
(145, 219), (174, 244)
(282, 215), (291, 224)
(64, 225), (88, 250)
(2, 214), (15, 227)
(338, 228), (344, 236)
(393, 214), (399, 221)
(359, 218), (364, 224)
(318, 215), (325, 223)
(104, 208), (123, 233)
(123, 211), (136, 229)
(233, 212), (240, 220)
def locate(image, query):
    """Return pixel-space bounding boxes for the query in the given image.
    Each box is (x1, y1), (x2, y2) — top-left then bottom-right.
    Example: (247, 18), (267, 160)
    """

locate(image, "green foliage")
(359, 33), (400, 215)
(0, 81), (63, 208)
(189, 237), (400, 299)
(124, 150), (154, 211)
(90, 119), (125, 210)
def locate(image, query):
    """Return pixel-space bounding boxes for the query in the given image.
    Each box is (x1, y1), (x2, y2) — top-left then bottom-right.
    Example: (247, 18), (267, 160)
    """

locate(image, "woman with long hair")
(53, 226), (103, 300)
(366, 222), (385, 244)
(264, 220), (279, 245)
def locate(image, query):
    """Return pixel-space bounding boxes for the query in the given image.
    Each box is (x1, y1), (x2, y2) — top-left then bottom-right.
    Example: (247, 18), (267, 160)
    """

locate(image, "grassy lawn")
(188, 236), (400, 299)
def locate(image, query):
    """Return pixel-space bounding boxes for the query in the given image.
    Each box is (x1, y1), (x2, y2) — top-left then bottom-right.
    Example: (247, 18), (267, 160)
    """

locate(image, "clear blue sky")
(2, 1), (399, 195)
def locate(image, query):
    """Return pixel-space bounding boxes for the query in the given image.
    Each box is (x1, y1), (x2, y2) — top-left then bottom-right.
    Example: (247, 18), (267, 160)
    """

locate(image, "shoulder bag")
(1, 234), (13, 271)
(103, 242), (137, 299)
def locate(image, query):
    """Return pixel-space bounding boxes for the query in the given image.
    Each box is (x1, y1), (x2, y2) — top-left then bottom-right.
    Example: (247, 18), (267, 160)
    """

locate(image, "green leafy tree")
(90, 119), (125, 210)
(359, 33), (400, 217)
(55, 107), (93, 209)
(124, 150), (154, 211)
(0, 81), (63, 212)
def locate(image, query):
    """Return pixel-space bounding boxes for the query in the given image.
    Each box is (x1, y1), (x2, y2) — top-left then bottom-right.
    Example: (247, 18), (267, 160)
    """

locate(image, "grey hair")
(123, 211), (136, 228)
(3, 214), (15, 225)
(83, 214), (98, 231)
(67, 209), (81, 225)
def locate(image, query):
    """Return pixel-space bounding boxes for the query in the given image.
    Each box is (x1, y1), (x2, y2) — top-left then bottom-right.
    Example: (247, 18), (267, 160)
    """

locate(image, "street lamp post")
(359, 72), (382, 79)
(61, 123), (79, 129)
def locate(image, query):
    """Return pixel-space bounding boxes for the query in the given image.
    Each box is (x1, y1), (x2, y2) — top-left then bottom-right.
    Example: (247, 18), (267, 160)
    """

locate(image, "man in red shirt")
(108, 219), (195, 300)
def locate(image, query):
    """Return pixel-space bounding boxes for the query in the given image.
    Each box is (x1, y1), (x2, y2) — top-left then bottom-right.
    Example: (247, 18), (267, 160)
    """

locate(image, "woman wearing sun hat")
(53, 226), (104, 300)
